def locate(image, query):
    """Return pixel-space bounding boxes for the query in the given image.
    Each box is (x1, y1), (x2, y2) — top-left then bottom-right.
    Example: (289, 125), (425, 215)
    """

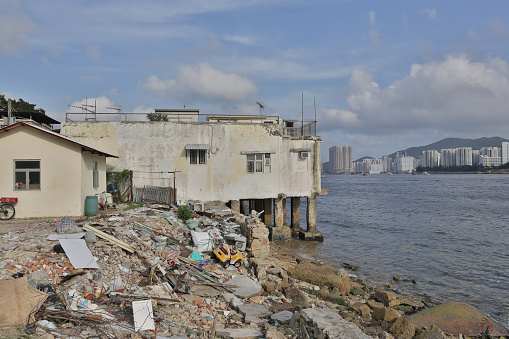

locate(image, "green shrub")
(177, 205), (193, 221)
(123, 203), (144, 211)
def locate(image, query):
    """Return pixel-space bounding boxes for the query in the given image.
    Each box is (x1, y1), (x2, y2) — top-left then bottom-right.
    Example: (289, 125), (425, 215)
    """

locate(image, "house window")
(93, 162), (99, 188)
(189, 149), (207, 165)
(14, 160), (40, 190)
(247, 154), (270, 173)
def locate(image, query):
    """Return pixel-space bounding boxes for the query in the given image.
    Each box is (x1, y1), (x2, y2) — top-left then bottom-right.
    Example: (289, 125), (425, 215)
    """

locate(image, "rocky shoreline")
(0, 204), (506, 339)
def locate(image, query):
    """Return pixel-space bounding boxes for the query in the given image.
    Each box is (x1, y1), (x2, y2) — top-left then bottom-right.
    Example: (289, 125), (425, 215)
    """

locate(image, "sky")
(2, 0), (509, 160)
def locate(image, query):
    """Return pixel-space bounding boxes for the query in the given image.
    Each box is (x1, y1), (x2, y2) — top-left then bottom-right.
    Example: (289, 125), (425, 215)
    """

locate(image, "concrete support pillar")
(274, 196), (284, 227)
(291, 197), (301, 232)
(231, 200), (240, 214)
(306, 195), (317, 232)
(299, 194), (323, 241)
(254, 199), (264, 215)
(241, 200), (250, 216)
(271, 194), (292, 241)
(263, 198), (273, 227)
(282, 198), (287, 226)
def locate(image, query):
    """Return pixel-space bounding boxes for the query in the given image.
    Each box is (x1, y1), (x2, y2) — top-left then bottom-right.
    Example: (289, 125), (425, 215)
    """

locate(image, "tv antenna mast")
(106, 106), (121, 112)
(256, 101), (265, 116)
(68, 97), (96, 121)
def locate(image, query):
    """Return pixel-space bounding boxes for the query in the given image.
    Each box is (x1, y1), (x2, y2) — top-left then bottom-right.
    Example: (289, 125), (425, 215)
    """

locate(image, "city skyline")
(2, 1), (509, 160)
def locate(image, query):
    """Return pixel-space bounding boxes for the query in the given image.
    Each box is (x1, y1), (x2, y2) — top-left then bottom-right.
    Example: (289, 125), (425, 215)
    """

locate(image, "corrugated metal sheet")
(185, 144), (210, 150)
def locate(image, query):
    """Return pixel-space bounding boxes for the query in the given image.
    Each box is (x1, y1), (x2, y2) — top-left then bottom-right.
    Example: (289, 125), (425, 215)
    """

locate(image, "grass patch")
(0, 327), (34, 338)
(287, 262), (350, 295)
(350, 288), (365, 296)
(307, 289), (348, 306)
(123, 203), (144, 211)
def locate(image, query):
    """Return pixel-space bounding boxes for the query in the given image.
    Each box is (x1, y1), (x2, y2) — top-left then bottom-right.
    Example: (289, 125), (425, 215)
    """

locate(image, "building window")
(247, 154), (271, 173)
(93, 162), (99, 188)
(189, 149), (207, 165)
(14, 160), (40, 190)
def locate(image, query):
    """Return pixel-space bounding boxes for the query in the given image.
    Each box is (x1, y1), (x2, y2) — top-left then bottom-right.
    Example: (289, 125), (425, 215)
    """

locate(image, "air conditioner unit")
(300, 151), (309, 159)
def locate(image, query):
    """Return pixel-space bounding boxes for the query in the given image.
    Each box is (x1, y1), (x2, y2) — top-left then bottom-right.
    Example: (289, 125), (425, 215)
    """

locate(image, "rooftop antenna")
(256, 101), (265, 116)
(106, 106), (121, 112)
(68, 97), (96, 121)
(301, 92), (304, 136)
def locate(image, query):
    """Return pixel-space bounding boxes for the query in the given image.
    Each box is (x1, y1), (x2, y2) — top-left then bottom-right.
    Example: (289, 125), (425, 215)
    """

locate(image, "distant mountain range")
(389, 136), (509, 158)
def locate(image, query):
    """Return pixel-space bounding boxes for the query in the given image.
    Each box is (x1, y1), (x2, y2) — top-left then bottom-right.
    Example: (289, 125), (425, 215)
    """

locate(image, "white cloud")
(420, 8), (438, 20)
(319, 55), (509, 139)
(86, 45), (102, 62)
(79, 75), (102, 83)
(133, 105), (154, 113)
(0, 0), (36, 55)
(223, 34), (259, 46)
(139, 62), (258, 103)
(368, 11), (375, 26)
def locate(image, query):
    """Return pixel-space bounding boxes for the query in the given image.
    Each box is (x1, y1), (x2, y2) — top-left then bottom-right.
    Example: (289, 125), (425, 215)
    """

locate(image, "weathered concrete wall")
(62, 121), (321, 203)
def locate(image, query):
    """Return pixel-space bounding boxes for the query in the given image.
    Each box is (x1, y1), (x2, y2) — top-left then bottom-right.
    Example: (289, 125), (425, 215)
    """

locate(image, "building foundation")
(263, 198), (273, 227)
(271, 194), (291, 241)
(291, 197), (302, 234)
(299, 194), (323, 241)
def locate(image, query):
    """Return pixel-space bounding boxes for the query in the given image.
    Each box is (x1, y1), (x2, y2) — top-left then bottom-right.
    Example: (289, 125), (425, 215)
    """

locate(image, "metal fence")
(133, 185), (174, 205)
(283, 120), (317, 137)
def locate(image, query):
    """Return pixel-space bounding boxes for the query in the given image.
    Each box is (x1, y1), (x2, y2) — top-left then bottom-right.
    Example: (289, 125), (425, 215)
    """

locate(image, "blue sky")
(2, 1), (509, 160)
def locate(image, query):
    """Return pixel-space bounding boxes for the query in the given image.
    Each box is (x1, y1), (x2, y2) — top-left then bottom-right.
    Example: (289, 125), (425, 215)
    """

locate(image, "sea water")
(283, 174), (509, 329)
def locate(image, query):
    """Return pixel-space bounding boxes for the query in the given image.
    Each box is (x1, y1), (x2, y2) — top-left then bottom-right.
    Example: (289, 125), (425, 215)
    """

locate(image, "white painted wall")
(0, 125), (107, 218)
(62, 121), (322, 202)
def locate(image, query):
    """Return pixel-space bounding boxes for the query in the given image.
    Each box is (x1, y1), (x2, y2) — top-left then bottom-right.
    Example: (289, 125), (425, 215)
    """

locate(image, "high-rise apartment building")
(328, 145), (353, 173)
(455, 147), (473, 166)
(421, 150), (440, 168)
(502, 142), (509, 165)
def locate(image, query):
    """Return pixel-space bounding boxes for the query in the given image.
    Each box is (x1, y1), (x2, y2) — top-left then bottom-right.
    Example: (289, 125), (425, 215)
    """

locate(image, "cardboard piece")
(0, 276), (47, 328)
(59, 239), (100, 269)
(132, 300), (155, 331)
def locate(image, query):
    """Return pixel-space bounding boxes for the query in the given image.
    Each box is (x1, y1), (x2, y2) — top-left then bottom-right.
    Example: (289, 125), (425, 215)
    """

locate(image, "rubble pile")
(0, 204), (503, 338)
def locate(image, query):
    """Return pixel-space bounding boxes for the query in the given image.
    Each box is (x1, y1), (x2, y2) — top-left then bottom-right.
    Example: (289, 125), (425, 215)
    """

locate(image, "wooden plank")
(82, 224), (135, 253)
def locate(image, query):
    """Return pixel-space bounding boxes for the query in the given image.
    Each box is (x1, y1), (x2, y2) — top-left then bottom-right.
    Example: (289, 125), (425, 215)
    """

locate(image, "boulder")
(349, 302), (371, 319)
(287, 263), (350, 296)
(372, 306), (400, 323)
(389, 317), (417, 339)
(374, 289), (397, 306)
(415, 325), (449, 339)
(409, 302), (508, 337)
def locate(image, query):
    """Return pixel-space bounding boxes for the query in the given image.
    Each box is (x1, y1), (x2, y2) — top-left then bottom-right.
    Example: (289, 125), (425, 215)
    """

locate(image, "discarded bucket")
(85, 196), (98, 216)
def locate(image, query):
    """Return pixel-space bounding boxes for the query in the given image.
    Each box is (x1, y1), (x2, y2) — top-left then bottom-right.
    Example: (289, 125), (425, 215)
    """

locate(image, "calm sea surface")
(282, 173), (509, 329)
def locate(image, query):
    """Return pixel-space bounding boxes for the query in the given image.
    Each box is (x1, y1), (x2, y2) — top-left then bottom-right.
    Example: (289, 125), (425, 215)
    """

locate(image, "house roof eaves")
(0, 122), (118, 158)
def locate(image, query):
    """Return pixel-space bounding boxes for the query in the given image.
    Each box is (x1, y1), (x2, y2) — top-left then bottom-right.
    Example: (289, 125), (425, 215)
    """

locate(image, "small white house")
(0, 122), (117, 218)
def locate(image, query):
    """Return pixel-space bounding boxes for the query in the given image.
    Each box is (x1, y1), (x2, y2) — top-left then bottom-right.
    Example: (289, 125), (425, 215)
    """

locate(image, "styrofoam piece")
(132, 300), (155, 331)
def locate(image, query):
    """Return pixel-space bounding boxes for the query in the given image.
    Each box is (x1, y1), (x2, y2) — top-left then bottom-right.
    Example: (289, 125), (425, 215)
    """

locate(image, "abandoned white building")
(62, 110), (325, 241)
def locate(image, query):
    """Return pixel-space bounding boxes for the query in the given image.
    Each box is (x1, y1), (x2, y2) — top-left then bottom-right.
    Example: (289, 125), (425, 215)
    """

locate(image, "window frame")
(189, 149), (207, 165)
(14, 160), (41, 191)
(93, 161), (99, 188)
(247, 153), (270, 173)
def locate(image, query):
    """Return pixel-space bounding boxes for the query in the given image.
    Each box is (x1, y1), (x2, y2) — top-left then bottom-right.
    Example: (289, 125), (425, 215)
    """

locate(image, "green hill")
(390, 137), (509, 158)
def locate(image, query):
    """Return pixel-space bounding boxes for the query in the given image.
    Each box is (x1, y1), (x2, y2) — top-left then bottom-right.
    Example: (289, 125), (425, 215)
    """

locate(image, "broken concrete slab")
(215, 328), (264, 339)
(299, 307), (371, 339)
(229, 275), (262, 298)
(237, 303), (272, 318)
(270, 310), (293, 324)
